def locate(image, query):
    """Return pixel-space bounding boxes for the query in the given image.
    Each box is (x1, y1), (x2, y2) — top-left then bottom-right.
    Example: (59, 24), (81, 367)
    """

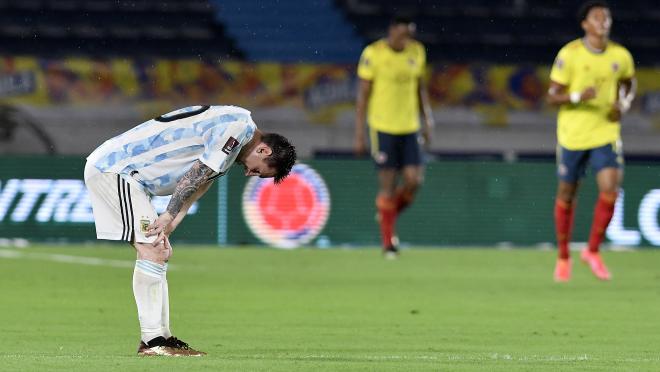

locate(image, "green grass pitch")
(1, 244), (660, 371)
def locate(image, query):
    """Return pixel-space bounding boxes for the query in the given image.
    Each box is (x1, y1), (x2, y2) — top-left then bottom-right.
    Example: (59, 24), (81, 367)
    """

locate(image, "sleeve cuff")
(198, 157), (221, 174)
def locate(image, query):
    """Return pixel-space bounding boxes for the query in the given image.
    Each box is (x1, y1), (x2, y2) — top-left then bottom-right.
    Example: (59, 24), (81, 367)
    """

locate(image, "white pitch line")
(234, 353), (660, 363)
(0, 249), (175, 269)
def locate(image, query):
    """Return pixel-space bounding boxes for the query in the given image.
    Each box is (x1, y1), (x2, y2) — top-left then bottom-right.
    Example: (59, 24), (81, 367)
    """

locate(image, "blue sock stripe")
(139, 260), (165, 272)
(135, 260), (165, 276)
(136, 266), (162, 278)
(135, 266), (161, 278)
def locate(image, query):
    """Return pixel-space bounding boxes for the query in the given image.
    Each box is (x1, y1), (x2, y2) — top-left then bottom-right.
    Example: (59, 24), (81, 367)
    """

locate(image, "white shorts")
(84, 161), (157, 244)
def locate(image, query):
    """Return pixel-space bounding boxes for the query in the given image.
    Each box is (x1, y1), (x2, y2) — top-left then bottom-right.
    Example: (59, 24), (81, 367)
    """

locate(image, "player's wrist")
(569, 92), (581, 104)
(619, 101), (630, 114)
(161, 211), (175, 223)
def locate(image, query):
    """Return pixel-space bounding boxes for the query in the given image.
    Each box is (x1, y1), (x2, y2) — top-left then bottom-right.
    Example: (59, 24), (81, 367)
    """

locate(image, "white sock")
(161, 263), (172, 338)
(133, 260), (165, 343)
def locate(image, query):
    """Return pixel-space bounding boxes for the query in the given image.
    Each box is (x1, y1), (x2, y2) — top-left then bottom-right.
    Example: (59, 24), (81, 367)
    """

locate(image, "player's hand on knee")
(151, 240), (170, 262)
(146, 212), (174, 239)
(151, 230), (167, 247)
(135, 241), (167, 264)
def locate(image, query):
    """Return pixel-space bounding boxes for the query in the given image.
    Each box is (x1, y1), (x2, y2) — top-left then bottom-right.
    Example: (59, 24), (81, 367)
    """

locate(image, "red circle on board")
(258, 175), (316, 230)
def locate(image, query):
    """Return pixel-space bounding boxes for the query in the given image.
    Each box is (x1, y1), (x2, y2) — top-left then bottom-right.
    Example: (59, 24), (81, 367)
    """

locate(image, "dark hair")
(577, 1), (609, 23)
(390, 15), (414, 27)
(261, 132), (296, 184)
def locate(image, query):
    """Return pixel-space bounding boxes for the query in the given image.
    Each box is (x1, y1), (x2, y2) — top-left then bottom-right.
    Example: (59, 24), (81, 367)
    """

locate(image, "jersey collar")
(581, 37), (608, 54)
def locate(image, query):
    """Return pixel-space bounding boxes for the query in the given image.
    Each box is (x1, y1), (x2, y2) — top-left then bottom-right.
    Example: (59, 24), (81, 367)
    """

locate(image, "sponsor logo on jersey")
(242, 163), (331, 249)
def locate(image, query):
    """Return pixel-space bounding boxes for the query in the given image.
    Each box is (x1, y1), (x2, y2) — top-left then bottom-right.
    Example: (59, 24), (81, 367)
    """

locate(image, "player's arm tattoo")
(166, 160), (215, 217)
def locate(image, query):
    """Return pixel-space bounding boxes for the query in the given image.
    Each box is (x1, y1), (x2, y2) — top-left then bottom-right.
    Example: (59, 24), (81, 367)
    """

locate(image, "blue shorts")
(557, 141), (623, 183)
(370, 129), (423, 169)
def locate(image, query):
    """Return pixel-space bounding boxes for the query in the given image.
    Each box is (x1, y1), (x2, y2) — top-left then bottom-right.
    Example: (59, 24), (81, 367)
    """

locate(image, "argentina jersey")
(87, 105), (256, 196)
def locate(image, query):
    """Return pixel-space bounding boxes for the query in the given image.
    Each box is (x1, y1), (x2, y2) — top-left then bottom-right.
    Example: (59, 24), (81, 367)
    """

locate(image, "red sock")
(376, 195), (397, 250)
(394, 187), (415, 214)
(554, 198), (575, 260)
(588, 192), (617, 253)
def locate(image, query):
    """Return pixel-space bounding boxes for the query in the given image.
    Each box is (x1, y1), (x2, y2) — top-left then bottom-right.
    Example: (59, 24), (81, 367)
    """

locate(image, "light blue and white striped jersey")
(87, 105), (256, 196)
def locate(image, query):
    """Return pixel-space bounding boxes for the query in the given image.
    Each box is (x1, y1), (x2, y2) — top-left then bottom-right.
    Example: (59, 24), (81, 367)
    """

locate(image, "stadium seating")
(0, 0), (242, 58)
(336, 0), (659, 65)
(211, 0), (363, 63)
(2, 0), (655, 64)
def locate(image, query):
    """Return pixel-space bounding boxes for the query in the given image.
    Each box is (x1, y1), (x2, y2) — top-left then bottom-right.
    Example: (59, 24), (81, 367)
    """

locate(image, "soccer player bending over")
(84, 105), (296, 356)
(547, 1), (636, 282)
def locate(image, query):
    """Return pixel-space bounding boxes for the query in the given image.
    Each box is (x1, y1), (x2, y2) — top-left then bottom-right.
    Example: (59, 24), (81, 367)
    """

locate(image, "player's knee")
(134, 242), (169, 264)
(597, 178), (619, 194)
(599, 186), (618, 196)
(556, 189), (576, 203)
(404, 178), (422, 192)
(557, 191), (574, 202)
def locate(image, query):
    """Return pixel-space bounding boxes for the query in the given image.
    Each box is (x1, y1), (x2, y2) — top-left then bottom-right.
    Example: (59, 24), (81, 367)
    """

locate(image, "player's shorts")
(370, 129), (423, 169)
(556, 140), (624, 183)
(84, 161), (157, 244)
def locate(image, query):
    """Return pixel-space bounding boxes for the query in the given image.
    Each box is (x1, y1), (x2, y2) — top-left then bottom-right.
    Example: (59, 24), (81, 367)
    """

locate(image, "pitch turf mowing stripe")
(0, 248), (177, 269)
(217, 353), (595, 362)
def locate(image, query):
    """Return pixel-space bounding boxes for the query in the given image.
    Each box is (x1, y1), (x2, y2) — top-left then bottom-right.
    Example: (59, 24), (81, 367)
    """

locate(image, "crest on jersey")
(612, 63), (619, 72)
(242, 163), (330, 249)
(140, 219), (150, 233)
(222, 137), (240, 154)
(555, 58), (564, 69)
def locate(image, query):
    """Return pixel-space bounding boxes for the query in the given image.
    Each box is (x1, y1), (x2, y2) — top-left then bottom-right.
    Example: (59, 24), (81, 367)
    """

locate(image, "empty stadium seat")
(336, 0), (659, 65)
(0, 0), (242, 59)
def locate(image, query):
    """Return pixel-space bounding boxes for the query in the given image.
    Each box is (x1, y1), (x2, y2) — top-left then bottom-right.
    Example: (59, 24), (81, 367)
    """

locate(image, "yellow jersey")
(357, 39), (426, 135)
(550, 39), (635, 150)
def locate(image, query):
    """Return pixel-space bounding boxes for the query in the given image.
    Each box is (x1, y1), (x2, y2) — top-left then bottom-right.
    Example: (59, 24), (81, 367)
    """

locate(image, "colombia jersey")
(550, 39), (634, 150)
(357, 39), (426, 135)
